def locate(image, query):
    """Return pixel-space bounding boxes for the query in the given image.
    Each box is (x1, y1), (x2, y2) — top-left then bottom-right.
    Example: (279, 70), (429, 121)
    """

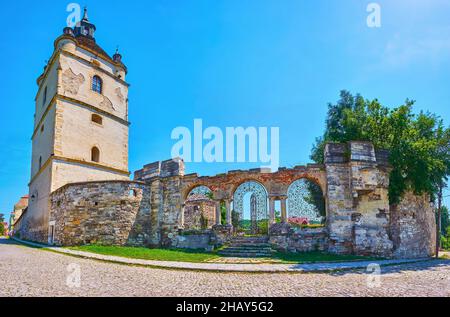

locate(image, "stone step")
(218, 236), (274, 258)
(220, 247), (273, 253)
(229, 243), (272, 248)
(230, 238), (269, 243)
(217, 251), (273, 258)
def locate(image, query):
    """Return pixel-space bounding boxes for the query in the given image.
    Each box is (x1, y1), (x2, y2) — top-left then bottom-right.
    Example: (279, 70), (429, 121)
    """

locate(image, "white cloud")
(380, 27), (450, 69)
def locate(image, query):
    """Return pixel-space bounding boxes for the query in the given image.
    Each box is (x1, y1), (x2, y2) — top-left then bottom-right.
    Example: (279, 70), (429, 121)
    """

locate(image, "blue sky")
(1, 0), (450, 221)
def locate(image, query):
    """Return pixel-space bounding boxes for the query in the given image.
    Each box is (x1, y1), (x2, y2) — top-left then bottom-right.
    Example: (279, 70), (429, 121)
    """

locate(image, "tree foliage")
(440, 206), (450, 236)
(0, 214), (5, 236)
(311, 90), (450, 204)
(304, 181), (326, 221)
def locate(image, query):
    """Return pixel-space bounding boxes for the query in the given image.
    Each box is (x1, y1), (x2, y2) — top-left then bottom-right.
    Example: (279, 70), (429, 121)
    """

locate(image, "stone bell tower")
(25, 8), (130, 243)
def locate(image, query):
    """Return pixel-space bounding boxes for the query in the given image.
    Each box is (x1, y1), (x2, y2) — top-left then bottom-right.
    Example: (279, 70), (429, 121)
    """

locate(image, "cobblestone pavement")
(1, 239), (449, 297)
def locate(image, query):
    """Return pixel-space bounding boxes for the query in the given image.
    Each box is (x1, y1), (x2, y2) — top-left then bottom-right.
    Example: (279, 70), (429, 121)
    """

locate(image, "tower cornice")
(28, 155), (130, 187)
(35, 48), (129, 103)
(31, 94), (131, 140)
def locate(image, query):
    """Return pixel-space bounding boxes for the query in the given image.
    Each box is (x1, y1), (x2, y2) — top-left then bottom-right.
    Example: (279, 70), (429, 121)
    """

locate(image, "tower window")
(91, 147), (100, 163)
(92, 76), (103, 94)
(91, 114), (103, 125)
(41, 125), (44, 133)
(43, 87), (47, 107)
(39, 156), (42, 170)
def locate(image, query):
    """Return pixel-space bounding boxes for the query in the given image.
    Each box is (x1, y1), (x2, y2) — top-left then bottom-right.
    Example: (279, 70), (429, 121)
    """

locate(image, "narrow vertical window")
(43, 87), (47, 107)
(91, 147), (100, 163)
(39, 156), (42, 170)
(92, 76), (102, 94)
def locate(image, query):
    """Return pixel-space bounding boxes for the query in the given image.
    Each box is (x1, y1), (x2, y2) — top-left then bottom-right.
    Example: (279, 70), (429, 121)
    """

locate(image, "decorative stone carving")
(61, 68), (85, 95)
(100, 95), (115, 112)
(115, 87), (124, 103)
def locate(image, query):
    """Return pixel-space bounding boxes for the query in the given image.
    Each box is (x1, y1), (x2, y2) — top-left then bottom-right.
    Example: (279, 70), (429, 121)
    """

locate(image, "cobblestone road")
(1, 238), (449, 297)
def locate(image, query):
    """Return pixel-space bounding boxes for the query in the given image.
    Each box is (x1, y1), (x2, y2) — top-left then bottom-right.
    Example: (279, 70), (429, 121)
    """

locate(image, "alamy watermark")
(66, 263), (81, 288)
(366, 263), (382, 288)
(366, 3), (381, 28)
(171, 119), (280, 171)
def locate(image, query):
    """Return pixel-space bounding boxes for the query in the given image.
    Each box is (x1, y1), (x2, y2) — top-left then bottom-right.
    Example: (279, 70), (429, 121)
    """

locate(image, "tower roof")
(73, 7), (96, 39)
(58, 8), (127, 72)
(82, 6), (89, 21)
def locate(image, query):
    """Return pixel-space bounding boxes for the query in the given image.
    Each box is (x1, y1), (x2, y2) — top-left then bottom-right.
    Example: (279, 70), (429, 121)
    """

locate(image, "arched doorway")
(183, 186), (215, 230)
(287, 179), (326, 226)
(233, 181), (268, 235)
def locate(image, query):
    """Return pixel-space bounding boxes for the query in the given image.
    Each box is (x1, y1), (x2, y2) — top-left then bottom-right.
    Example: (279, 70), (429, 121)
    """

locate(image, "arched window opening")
(92, 75), (103, 94)
(91, 147), (100, 163)
(91, 114), (103, 125)
(287, 179), (326, 227)
(233, 181), (268, 235)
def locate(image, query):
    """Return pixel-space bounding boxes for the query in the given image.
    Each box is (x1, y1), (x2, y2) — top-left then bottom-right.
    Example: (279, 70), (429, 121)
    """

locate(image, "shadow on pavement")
(324, 259), (450, 276)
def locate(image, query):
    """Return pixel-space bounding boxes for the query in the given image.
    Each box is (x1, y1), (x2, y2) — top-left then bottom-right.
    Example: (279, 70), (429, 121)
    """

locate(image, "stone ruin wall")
(43, 141), (436, 259)
(49, 180), (155, 246)
(390, 191), (436, 258)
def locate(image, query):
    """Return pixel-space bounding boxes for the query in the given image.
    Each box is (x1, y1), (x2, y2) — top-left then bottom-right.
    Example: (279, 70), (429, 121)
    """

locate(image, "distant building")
(183, 194), (216, 230)
(9, 195), (29, 234)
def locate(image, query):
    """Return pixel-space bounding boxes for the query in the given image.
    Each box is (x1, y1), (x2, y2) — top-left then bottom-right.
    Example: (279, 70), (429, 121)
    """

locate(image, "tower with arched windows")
(26, 8), (130, 242)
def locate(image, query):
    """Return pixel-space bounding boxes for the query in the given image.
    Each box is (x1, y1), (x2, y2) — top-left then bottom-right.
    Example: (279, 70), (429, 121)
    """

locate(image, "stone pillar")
(269, 197), (276, 225)
(215, 201), (222, 225)
(225, 200), (232, 225)
(179, 204), (185, 229)
(280, 197), (287, 223)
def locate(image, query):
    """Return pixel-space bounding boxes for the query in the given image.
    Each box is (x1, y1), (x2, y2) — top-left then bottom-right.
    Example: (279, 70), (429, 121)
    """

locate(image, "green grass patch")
(68, 245), (220, 263)
(67, 245), (382, 264)
(271, 251), (382, 264)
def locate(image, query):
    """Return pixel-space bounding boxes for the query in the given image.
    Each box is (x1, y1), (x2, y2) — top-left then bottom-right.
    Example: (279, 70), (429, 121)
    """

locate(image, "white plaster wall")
(34, 61), (59, 129)
(51, 160), (129, 192)
(55, 100), (128, 171)
(30, 106), (56, 178)
(59, 54), (128, 120)
(26, 164), (52, 242)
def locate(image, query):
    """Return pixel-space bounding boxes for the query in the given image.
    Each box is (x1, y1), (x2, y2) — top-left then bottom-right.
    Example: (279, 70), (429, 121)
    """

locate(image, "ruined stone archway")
(233, 180), (269, 235)
(186, 185), (212, 199)
(183, 185), (216, 230)
(287, 178), (326, 225)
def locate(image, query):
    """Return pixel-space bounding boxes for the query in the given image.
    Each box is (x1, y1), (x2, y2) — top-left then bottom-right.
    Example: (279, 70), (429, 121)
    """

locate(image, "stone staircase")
(218, 236), (274, 258)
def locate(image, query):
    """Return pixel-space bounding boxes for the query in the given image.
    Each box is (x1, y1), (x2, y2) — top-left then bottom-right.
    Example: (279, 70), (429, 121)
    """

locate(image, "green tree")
(0, 214), (5, 236)
(311, 90), (450, 205)
(304, 181), (326, 221)
(440, 206), (449, 236)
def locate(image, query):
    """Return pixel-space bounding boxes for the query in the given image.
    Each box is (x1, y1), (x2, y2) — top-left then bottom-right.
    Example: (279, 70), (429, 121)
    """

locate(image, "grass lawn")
(68, 245), (382, 264)
(68, 245), (220, 263)
(271, 251), (381, 264)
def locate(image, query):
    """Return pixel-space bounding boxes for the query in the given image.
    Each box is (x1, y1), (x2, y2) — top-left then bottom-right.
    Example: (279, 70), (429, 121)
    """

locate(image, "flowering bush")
(288, 217), (309, 227)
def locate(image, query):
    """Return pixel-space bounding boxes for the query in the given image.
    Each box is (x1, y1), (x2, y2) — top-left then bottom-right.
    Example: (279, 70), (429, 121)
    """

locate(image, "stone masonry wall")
(269, 223), (329, 252)
(49, 180), (152, 246)
(324, 142), (354, 254)
(390, 192), (436, 258)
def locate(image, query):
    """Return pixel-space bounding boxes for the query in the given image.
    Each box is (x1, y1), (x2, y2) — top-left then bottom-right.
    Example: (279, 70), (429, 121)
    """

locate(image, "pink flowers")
(288, 217), (309, 226)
